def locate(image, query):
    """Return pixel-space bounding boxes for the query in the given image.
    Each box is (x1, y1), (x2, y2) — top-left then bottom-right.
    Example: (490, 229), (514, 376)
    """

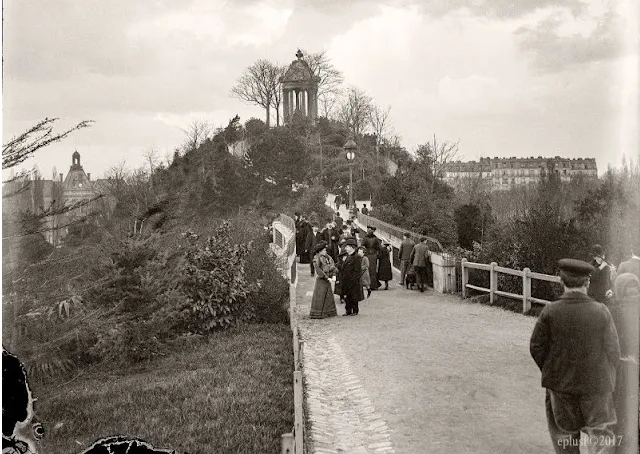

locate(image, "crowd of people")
(291, 210), (640, 452)
(530, 243), (640, 453)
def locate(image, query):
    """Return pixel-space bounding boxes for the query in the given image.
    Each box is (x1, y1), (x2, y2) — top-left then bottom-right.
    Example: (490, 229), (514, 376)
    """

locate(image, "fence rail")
(272, 214), (304, 454)
(461, 259), (562, 313)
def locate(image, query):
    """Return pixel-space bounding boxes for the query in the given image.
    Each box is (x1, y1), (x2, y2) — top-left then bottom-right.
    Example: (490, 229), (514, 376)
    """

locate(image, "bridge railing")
(271, 214), (304, 454)
(355, 212), (444, 253)
(461, 259), (562, 313)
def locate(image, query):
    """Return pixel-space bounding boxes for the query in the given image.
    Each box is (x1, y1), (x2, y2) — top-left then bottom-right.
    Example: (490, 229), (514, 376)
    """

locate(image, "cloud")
(515, 1), (630, 72)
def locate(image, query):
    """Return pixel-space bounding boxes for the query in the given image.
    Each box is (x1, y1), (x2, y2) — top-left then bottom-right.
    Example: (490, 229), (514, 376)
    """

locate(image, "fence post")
(522, 267), (532, 313)
(292, 324), (299, 371)
(461, 258), (468, 299)
(293, 371), (304, 454)
(490, 262), (497, 304)
(281, 434), (294, 454)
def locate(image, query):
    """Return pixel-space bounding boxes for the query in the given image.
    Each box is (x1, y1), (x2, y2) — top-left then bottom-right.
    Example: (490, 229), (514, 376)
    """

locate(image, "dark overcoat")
(378, 244), (393, 281)
(530, 291), (620, 394)
(341, 253), (364, 302)
(588, 260), (612, 303)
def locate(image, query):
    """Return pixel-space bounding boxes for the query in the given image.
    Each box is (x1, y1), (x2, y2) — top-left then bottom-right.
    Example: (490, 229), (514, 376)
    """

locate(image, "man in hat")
(399, 232), (415, 287)
(409, 237), (430, 292)
(362, 204), (369, 215)
(362, 226), (382, 290)
(530, 259), (620, 453)
(341, 238), (363, 316)
(588, 244), (613, 304)
(305, 224), (323, 276)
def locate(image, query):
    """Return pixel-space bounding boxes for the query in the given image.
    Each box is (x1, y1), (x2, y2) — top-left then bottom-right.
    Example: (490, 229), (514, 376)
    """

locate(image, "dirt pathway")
(296, 264), (552, 453)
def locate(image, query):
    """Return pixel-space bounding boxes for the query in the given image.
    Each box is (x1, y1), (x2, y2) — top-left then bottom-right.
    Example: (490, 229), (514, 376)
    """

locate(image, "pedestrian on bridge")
(334, 212), (344, 231)
(409, 237), (430, 292)
(341, 238), (364, 316)
(306, 224), (323, 277)
(530, 259), (620, 454)
(378, 242), (393, 290)
(310, 241), (338, 319)
(358, 246), (371, 298)
(588, 244), (614, 304)
(399, 233), (415, 287)
(362, 226), (382, 290)
(617, 243), (640, 281)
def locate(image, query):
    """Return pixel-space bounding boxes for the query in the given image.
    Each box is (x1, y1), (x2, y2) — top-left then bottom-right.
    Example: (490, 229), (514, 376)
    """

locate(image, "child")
(358, 246), (371, 298)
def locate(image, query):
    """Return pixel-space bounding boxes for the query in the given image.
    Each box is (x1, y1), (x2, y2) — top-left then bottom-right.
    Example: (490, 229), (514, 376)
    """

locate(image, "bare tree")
(301, 50), (343, 97)
(231, 59), (281, 127)
(318, 91), (342, 119)
(338, 86), (373, 138)
(269, 65), (287, 126)
(181, 120), (212, 153)
(416, 134), (460, 191)
(369, 104), (393, 166)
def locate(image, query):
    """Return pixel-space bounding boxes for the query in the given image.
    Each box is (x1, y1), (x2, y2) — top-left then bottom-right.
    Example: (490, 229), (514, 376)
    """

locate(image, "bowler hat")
(344, 238), (358, 247)
(314, 240), (328, 254)
(592, 244), (605, 258)
(558, 259), (594, 277)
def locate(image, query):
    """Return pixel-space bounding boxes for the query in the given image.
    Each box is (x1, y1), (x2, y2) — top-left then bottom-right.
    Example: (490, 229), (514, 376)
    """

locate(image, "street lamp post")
(344, 138), (357, 215)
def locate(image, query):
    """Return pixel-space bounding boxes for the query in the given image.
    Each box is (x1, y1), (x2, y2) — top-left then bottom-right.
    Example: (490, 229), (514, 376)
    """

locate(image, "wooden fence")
(461, 259), (562, 313)
(272, 215), (305, 454)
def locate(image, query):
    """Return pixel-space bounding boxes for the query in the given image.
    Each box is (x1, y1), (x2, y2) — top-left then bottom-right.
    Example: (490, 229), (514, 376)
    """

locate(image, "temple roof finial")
(296, 49), (303, 60)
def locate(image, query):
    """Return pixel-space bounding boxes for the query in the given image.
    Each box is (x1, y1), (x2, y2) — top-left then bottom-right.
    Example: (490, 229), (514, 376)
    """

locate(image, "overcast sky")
(2, 0), (638, 179)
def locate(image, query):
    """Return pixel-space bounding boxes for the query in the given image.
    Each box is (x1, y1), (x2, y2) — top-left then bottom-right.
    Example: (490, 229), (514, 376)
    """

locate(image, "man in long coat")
(588, 244), (613, 304)
(398, 233), (415, 287)
(340, 238), (363, 316)
(362, 226), (381, 290)
(298, 220), (313, 264)
(305, 224), (323, 276)
(409, 237), (430, 292)
(530, 259), (620, 453)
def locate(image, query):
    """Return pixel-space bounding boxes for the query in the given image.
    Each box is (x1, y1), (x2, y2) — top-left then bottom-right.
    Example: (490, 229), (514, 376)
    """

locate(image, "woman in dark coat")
(362, 226), (381, 290)
(378, 242), (393, 290)
(309, 241), (338, 319)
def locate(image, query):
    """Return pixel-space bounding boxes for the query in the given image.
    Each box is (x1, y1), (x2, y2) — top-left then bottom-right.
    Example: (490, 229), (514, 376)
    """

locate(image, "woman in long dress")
(378, 242), (393, 290)
(310, 241), (338, 319)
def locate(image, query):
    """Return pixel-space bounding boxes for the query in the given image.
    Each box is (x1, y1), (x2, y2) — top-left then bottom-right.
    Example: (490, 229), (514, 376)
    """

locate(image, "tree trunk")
(265, 106), (271, 128)
(275, 106), (280, 127)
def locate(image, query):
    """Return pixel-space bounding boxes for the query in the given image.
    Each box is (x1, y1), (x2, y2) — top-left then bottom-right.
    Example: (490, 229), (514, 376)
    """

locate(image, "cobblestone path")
(295, 262), (552, 453)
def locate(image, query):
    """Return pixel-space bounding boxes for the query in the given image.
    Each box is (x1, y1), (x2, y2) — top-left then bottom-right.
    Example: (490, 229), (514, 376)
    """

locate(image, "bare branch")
(338, 86), (373, 138)
(231, 59), (281, 127)
(3, 118), (94, 170)
(301, 50), (344, 97)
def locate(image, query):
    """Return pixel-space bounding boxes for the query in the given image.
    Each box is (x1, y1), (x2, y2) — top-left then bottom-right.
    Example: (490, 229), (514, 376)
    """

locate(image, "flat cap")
(558, 259), (594, 277)
(344, 237), (358, 247)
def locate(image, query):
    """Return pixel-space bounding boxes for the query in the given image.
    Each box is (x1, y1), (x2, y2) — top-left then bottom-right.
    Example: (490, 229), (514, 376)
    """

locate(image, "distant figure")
(334, 194), (342, 210)
(588, 244), (613, 304)
(334, 212), (344, 231)
(378, 242), (393, 290)
(340, 238), (364, 316)
(361, 204), (369, 215)
(530, 259), (620, 454)
(305, 224), (323, 276)
(618, 244), (640, 280)
(358, 246), (371, 298)
(409, 237), (430, 292)
(398, 232), (415, 287)
(298, 219), (313, 264)
(362, 226), (381, 290)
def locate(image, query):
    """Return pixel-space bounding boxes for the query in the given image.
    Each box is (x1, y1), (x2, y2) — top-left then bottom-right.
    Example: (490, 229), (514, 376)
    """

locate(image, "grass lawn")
(31, 323), (294, 454)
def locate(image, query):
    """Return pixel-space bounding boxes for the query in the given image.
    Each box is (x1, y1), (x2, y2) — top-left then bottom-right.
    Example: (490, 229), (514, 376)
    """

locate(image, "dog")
(404, 266), (417, 290)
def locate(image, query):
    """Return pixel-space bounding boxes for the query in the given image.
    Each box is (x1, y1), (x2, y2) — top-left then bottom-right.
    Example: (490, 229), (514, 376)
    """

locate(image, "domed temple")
(281, 50), (320, 124)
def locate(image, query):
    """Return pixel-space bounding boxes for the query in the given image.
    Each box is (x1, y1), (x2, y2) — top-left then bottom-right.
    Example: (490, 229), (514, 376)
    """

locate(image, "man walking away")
(334, 212), (344, 231)
(335, 194), (342, 211)
(399, 233), (415, 287)
(588, 244), (613, 304)
(362, 204), (369, 215)
(409, 237), (430, 292)
(530, 259), (620, 454)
